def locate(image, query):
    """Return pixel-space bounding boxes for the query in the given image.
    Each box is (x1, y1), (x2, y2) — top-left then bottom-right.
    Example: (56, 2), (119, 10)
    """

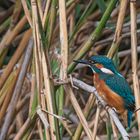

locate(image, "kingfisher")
(74, 55), (135, 127)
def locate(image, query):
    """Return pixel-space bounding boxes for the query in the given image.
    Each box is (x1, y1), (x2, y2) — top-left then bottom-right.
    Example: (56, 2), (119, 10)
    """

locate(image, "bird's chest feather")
(94, 74), (125, 114)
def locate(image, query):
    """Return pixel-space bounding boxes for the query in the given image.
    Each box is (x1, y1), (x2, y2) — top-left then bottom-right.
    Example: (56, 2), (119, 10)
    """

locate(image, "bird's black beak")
(73, 59), (91, 65)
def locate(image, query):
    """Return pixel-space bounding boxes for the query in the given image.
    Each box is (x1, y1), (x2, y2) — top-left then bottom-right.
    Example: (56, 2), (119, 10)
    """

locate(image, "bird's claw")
(105, 104), (110, 110)
(111, 107), (118, 113)
(96, 100), (102, 107)
(104, 105), (117, 113)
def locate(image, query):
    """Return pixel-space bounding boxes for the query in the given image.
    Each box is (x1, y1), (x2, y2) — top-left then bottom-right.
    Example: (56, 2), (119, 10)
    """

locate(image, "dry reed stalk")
(110, 117), (118, 139)
(47, 0), (57, 47)
(25, 124), (36, 140)
(118, 46), (140, 58)
(107, 0), (128, 58)
(73, 94), (96, 140)
(130, 0), (140, 139)
(59, 0), (68, 80)
(95, 29), (140, 47)
(21, 0), (32, 27)
(52, 0), (79, 43)
(0, 15), (27, 52)
(29, 74), (35, 114)
(16, 112), (24, 130)
(41, 94), (51, 140)
(0, 6), (14, 24)
(58, 0), (68, 127)
(113, 0), (128, 39)
(15, 94), (30, 113)
(31, 0), (43, 104)
(37, 120), (44, 140)
(0, 17), (11, 34)
(0, 29), (32, 89)
(68, 1), (82, 18)
(7, 121), (16, 138)
(11, 0), (22, 29)
(119, 57), (129, 71)
(89, 110), (106, 129)
(37, 0), (43, 23)
(13, 118), (32, 140)
(60, 120), (73, 136)
(92, 105), (101, 139)
(0, 68), (20, 126)
(0, 68), (19, 99)
(0, 14), (27, 67)
(87, 9), (100, 20)
(42, 0), (51, 28)
(64, 84), (94, 140)
(41, 50), (57, 140)
(69, 11), (75, 35)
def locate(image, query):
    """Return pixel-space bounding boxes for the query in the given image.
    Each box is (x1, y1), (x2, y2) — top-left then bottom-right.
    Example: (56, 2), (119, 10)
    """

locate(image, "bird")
(74, 55), (135, 127)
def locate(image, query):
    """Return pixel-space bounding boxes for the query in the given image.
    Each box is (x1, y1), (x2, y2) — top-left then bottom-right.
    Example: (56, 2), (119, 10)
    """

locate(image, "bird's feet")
(104, 105), (117, 113)
(96, 99), (102, 108)
(111, 107), (117, 113)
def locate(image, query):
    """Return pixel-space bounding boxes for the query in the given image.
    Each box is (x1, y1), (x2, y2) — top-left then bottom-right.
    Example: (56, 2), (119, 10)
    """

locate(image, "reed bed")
(0, 0), (140, 140)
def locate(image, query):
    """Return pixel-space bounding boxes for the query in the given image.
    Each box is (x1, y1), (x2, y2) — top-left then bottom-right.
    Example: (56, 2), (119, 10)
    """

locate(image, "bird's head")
(74, 55), (120, 75)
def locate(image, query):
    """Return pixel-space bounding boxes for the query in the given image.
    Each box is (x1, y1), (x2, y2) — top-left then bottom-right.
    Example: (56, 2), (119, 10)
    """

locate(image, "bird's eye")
(89, 60), (95, 64)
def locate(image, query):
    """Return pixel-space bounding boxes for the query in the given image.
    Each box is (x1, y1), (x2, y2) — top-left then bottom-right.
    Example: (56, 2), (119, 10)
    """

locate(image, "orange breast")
(94, 74), (125, 114)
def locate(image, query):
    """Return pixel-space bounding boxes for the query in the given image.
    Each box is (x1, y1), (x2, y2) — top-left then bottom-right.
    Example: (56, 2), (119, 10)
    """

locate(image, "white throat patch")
(100, 67), (114, 74)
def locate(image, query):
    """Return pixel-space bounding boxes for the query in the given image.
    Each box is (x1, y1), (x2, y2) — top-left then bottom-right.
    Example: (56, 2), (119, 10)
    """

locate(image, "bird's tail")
(127, 110), (133, 127)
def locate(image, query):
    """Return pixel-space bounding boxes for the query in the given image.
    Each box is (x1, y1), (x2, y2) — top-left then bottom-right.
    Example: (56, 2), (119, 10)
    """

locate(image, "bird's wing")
(100, 74), (135, 111)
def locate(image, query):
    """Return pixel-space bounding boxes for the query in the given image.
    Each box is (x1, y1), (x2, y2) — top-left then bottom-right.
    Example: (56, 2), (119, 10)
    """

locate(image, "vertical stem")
(59, 0), (68, 80)
(58, 0), (68, 137)
(107, 0), (128, 58)
(92, 106), (101, 139)
(130, 0), (140, 139)
(41, 51), (57, 140)
(31, 0), (59, 139)
(73, 94), (95, 140)
(47, 0), (57, 48)
(42, 0), (51, 28)
(21, 0), (32, 27)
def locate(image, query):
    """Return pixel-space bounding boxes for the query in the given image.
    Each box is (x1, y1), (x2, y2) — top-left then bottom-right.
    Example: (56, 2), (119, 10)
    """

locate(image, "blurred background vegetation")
(0, 0), (140, 139)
